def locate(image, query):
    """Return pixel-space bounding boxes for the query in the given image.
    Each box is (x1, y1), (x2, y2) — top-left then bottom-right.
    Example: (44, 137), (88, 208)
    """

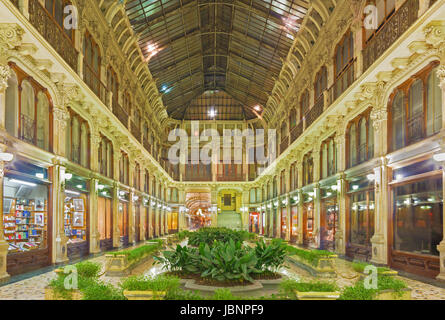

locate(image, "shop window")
(303, 152), (314, 186)
(393, 177), (443, 256)
(64, 191), (88, 246)
(347, 109), (374, 168)
(98, 196), (112, 241)
(349, 182), (375, 246)
(119, 202), (129, 238)
(3, 176), (49, 253)
(389, 62), (442, 151)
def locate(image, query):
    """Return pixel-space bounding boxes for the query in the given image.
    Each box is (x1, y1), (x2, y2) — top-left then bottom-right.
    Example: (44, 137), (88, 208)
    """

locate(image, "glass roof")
(125, 0), (309, 120)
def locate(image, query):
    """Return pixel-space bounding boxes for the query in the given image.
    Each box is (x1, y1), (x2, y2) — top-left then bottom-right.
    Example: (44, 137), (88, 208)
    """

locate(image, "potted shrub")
(121, 275), (180, 300)
(280, 279), (340, 300)
(339, 276), (411, 300)
(46, 261), (101, 300)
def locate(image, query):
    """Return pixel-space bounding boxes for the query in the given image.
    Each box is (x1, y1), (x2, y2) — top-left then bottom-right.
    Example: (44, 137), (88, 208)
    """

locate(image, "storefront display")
(3, 160), (51, 275)
(320, 187), (338, 251)
(119, 190), (130, 247)
(134, 195), (141, 242)
(280, 207), (287, 239)
(391, 174), (443, 277)
(303, 198), (314, 246)
(249, 211), (259, 233)
(98, 184), (113, 251)
(347, 175), (374, 261)
(168, 211), (178, 233)
(290, 206), (298, 243)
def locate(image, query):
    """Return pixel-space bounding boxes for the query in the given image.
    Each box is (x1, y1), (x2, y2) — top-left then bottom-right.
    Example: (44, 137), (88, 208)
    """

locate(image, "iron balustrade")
(28, 0), (78, 73)
(305, 96), (324, 129)
(216, 173), (245, 182)
(330, 58), (356, 103)
(83, 62), (107, 104)
(362, 0), (419, 73)
(112, 99), (129, 127)
(19, 114), (35, 145)
(280, 137), (289, 154)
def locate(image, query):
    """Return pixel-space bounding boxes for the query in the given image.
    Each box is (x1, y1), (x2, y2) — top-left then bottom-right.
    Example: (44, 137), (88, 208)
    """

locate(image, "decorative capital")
(0, 23), (24, 62)
(0, 64), (11, 91)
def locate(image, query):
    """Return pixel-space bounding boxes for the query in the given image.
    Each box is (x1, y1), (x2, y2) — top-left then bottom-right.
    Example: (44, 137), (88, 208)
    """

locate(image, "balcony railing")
(131, 121), (141, 141)
(112, 100), (129, 127)
(290, 121), (303, 143)
(19, 114), (35, 145)
(28, 0), (78, 72)
(330, 58), (356, 103)
(83, 62), (107, 104)
(280, 138), (288, 154)
(362, 0), (419, 72)
(305, 96), (324, 129)
(144, 140), (152, 154)
(216, 173), (245, 182)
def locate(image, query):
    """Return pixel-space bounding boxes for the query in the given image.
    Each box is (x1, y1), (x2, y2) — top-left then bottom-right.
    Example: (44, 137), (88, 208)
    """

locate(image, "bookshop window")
(66, 110), (90, 168)
(64, 187), (88, 244)
(83, 31), (101, 97)
(364, 0), (396, 43)
(98, 195), (112, 240)
(393, 176), (443, 256)
(389, 62), (442, 151)
(3, 176), (49, 253)
(347, 110), (373, 168)
(44, 0), (74, 40)
(349, 182), (375, 246)
(5, 65), (52, 151)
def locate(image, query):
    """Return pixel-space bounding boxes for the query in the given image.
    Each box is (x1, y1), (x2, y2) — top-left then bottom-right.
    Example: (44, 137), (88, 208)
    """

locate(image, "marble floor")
(1, 244), (445, 300)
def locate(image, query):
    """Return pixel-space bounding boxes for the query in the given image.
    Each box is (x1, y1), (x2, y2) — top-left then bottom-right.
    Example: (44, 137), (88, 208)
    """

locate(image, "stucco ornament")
(0, 64), (11, 91)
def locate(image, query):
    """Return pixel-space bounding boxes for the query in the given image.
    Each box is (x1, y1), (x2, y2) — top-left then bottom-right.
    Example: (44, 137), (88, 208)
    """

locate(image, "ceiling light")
(433, 153), (445, 162)
(396, 174), (403, 180)
(208, 108), (217, 118)
(254, 105), (262, 112)
(0, 152), (13, 162)
(10, 179), (36, 187)
(64, 173), (72, 180)
(367, 174), (376, 181)
(65, 190), (80, 196)
(35, 173), (44, 179)
(352, 185), (359, 190)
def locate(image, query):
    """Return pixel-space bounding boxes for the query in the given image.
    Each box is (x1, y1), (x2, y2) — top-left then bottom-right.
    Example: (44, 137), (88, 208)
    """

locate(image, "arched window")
(36, 92), (50, 151)
(314, 66), (327, 102)
(98, 134), (113, 178)
(303, 152), (314, 186)
(347, 109), (374, 168)
(321, 136), (337, 179)
(67, 109), (90, 168)
(44, 0), (75, 41)
(289, 108), (297, 130)
(300, 90), (309, 120)
(134, 163), (141, 190)
(107, 65), (119, 105)
(5, 71), (18, 137)
(389, 61), (441, 151)
(6, 65), (53, 151)
(83, 31), (101, 98)
(334, 31), (354, 99)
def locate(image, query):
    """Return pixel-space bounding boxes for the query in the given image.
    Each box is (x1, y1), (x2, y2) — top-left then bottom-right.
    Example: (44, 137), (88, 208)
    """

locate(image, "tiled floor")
(1, 245), (445, 300)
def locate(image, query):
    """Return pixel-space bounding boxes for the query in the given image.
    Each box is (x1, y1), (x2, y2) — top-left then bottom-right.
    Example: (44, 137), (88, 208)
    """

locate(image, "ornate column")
(89, 178), (100, 254)
(0, 63), (11, 130)
(296, 159), (304, 244)
(313, 147), (321, 249)
(335, 129), (347, 254)
(370, 102), (389, 264)
(128, 160), (135, 244)
(0, 153), (10, 282)
(112, 147), (121, 247)
(52, 161), (69, 264)
(285, 194), (291, 241)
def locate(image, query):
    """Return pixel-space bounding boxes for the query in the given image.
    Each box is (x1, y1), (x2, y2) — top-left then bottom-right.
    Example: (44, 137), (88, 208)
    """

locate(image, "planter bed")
(286, 254), (337, 278)
(183, 279), (264, 293)
(123, 290), (166, 300)
(105, 243), (160, 277)
(375, 288), (411, 300)
(295, 291), (341, 300)
(45, 287), (83, 300)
